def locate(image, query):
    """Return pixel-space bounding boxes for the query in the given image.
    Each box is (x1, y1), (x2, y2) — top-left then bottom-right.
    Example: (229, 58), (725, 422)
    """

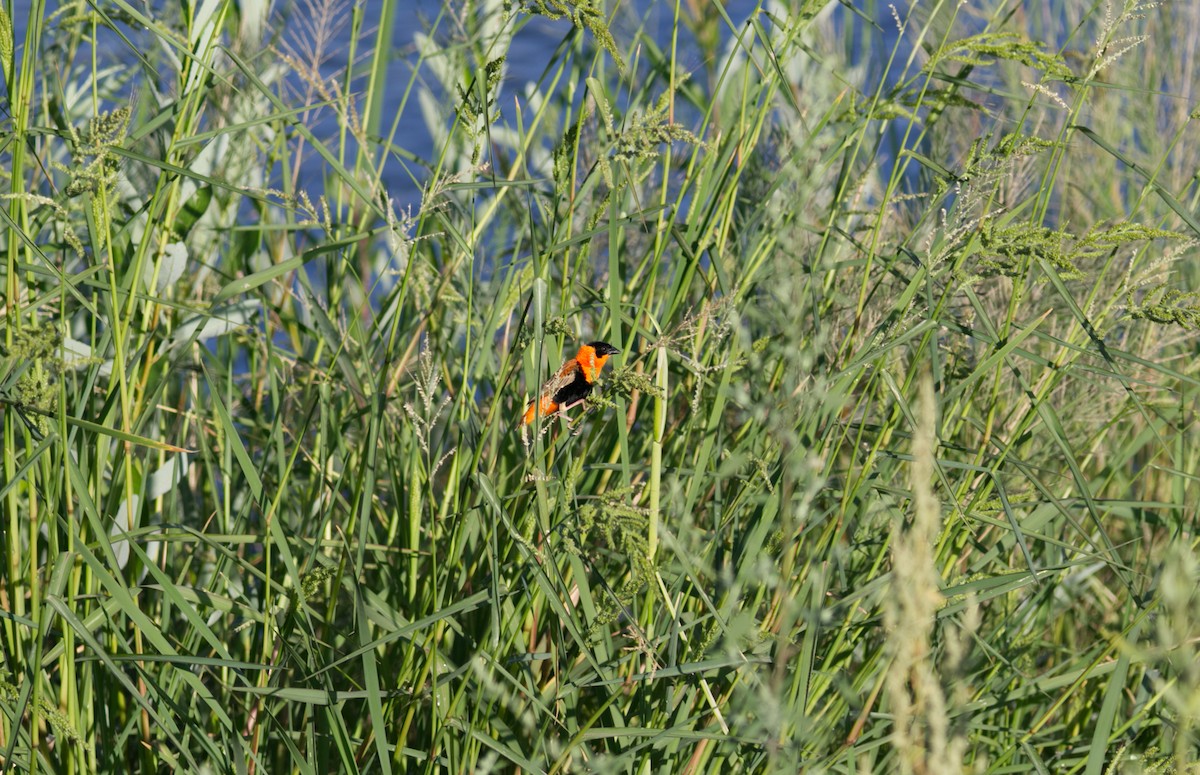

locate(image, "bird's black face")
(589, 341), (620, 356)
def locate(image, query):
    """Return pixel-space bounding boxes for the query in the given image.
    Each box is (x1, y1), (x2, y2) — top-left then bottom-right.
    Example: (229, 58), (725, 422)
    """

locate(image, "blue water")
(8, 0), (857, 205)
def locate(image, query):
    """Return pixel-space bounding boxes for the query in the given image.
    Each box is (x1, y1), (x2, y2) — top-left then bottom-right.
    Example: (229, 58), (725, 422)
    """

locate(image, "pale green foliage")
(0, 6), (11, 85)
(928, 31), (1074, 79)
(5, 0), (1200, 773)
(884, 373), (968, 775)
(511, 0), (624, 73)
(1127, 284), (1200, 329)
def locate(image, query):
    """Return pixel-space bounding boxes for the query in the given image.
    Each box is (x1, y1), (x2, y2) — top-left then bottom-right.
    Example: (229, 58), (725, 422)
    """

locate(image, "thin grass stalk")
(649, 342), (666, 560)
(3, 15), (48, 754)
(408, 447), (421, 602)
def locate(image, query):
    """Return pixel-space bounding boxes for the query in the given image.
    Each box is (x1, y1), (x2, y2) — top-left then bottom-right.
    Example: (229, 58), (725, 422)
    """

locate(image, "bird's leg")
(556, 398), (587, 425)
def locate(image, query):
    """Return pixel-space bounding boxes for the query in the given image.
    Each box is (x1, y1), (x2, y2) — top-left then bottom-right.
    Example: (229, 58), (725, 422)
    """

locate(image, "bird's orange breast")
(575, 345), (607, 383)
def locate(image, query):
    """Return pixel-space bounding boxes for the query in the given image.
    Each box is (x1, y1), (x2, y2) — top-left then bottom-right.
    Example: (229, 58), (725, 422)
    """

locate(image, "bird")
(521, 341), (621, 426)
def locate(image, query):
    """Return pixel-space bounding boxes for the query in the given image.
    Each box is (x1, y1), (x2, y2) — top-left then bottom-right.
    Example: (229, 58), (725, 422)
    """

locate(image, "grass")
(3, 0), (1200, 772)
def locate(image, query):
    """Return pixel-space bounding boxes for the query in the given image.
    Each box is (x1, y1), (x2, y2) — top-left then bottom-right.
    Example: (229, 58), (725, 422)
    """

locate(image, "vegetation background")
(3, 0), (1200, 772)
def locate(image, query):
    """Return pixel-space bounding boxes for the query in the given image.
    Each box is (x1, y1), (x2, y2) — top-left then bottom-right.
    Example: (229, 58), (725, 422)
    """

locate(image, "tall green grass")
(3, 0), (1200, 771)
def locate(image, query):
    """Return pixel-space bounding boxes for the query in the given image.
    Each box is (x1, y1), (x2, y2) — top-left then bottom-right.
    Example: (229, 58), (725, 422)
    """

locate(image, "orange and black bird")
(522, 341), (621, 426)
